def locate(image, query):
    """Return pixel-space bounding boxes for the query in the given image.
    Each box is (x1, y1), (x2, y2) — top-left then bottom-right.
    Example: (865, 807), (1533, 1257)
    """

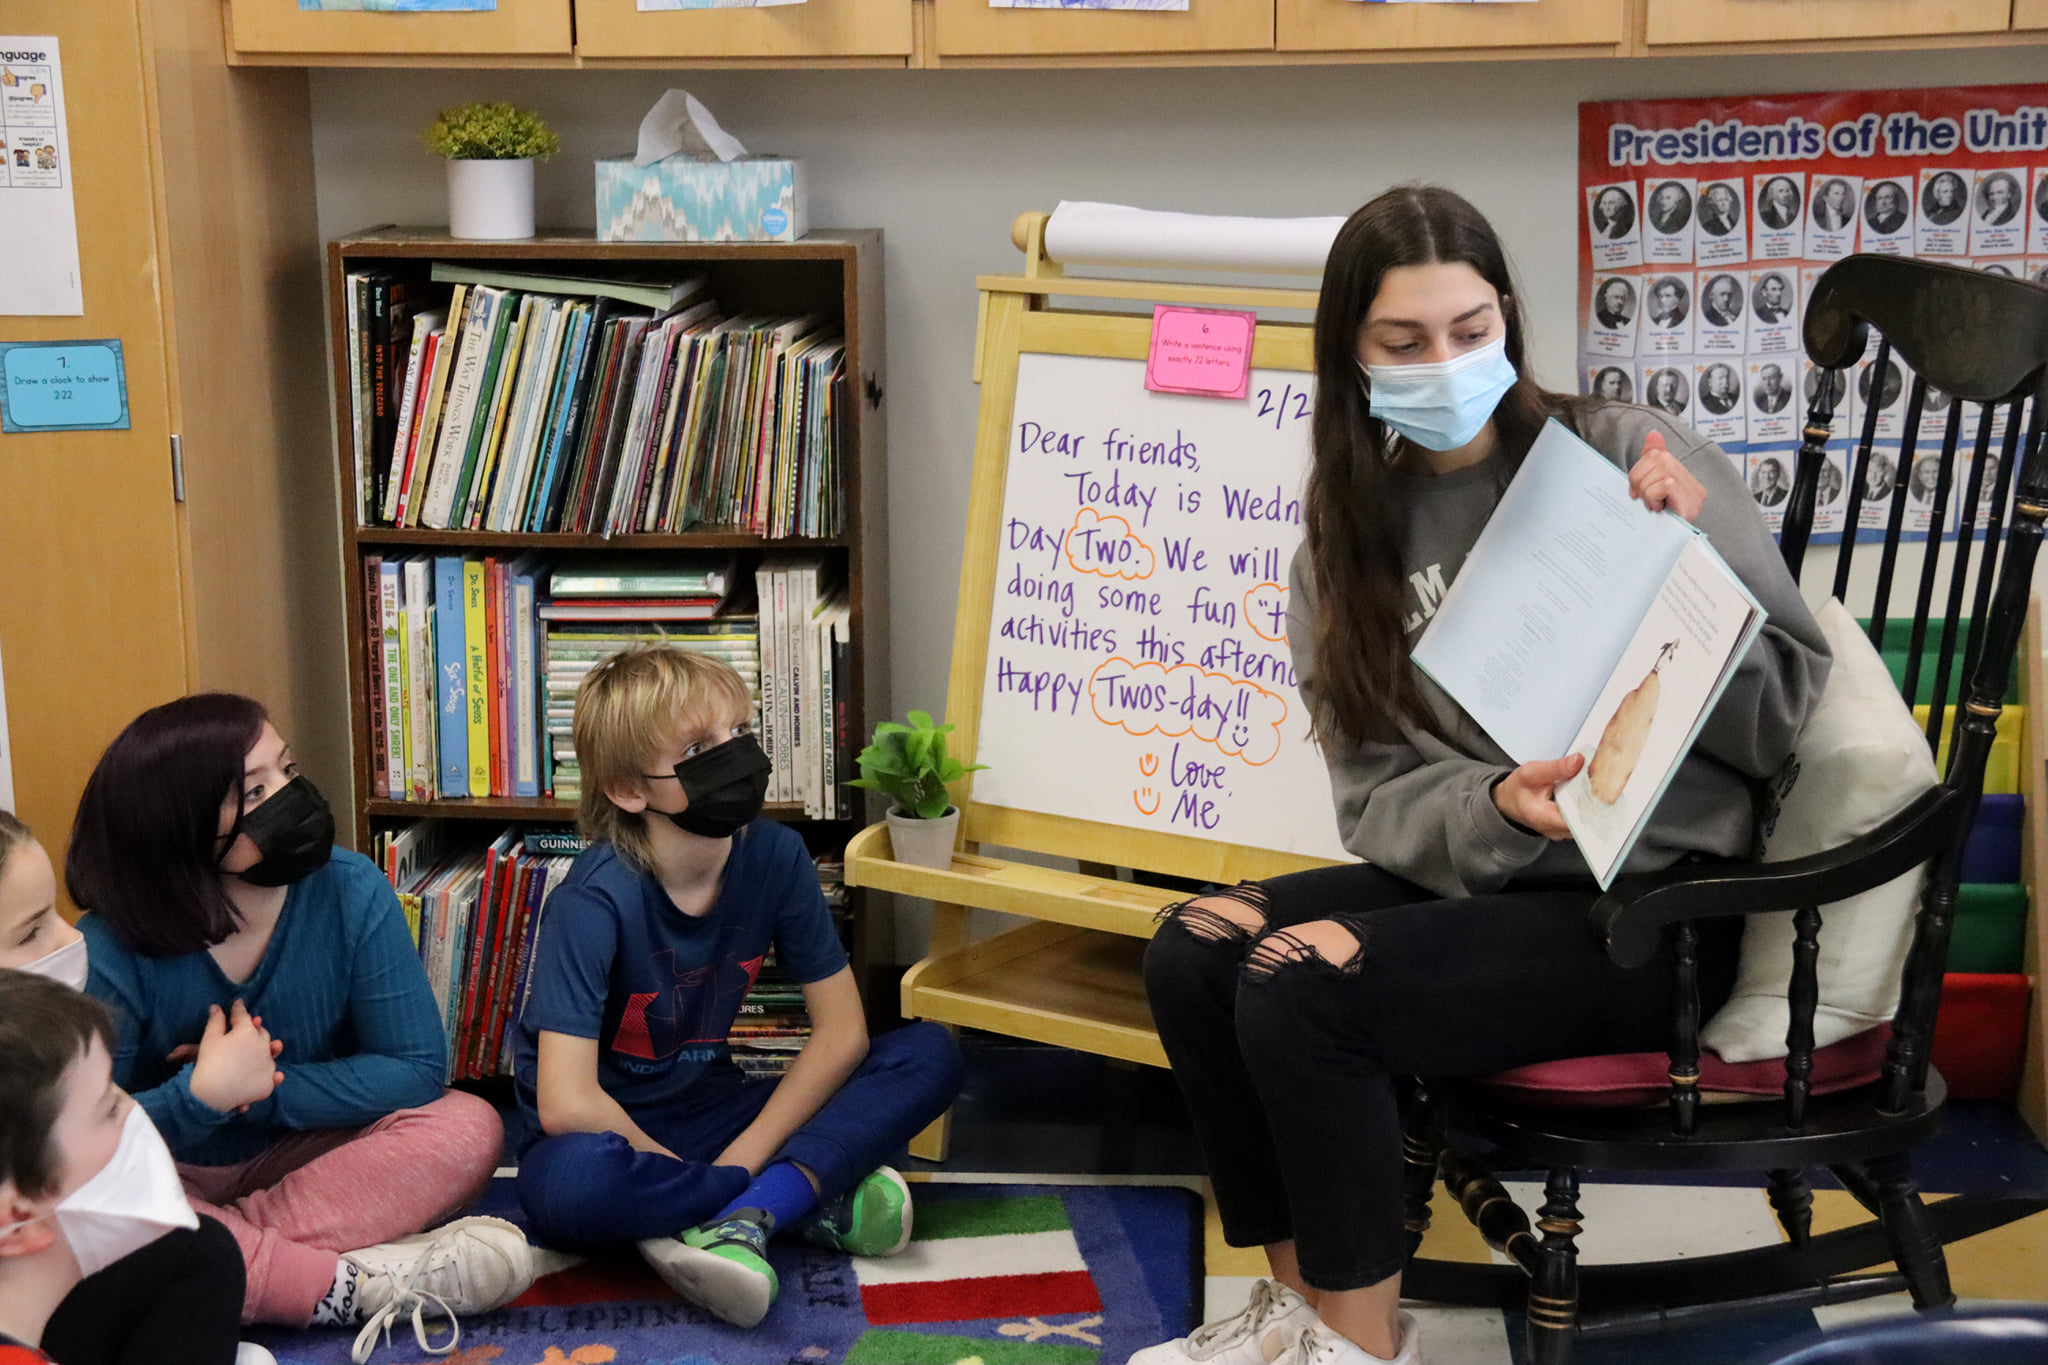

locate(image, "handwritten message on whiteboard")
(971, 352), (1351, 862)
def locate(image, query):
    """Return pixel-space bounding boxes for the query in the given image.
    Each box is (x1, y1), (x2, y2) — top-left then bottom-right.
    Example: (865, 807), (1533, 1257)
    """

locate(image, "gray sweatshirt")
(1288, 402), (1831, 899)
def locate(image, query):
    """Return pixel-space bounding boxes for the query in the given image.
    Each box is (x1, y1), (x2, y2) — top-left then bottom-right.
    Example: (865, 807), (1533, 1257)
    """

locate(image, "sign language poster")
(1578, 84), (2048, 543)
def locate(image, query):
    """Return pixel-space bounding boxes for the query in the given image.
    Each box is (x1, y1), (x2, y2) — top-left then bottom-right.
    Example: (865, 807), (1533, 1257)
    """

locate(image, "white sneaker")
(235, 1345), (277, 1365)
(1271, 1316), (1420, 1365)
(1128, 1278), (1321, 1364)
(342, 1215), (536, 1362)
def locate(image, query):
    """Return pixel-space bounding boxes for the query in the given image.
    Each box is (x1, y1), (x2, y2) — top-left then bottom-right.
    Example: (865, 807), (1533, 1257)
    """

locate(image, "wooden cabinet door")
(1279, 0), (1623, 54)
(0, 0), (190, 893)
(577, 0), (914, 60)
(227, 0), (572, 58)
(930, 0), (1272, 59)
(1644, 0), (2009, 47)
(2017, 0), (2048, 29)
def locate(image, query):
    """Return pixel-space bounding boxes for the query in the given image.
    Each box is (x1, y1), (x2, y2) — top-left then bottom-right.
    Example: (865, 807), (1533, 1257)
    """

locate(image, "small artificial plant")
(849, 711), (986, 820)
(423, 101), (563, 162)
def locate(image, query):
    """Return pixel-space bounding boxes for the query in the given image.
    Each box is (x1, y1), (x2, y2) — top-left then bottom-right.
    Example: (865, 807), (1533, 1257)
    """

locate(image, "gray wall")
(310, 48), (2048, 954)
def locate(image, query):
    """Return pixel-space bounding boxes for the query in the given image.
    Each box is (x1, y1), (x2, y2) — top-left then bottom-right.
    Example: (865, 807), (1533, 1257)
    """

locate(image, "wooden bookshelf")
(325, 228), (887, 970)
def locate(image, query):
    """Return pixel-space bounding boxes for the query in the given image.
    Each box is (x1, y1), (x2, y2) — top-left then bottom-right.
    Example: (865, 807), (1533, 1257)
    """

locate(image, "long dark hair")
(1306, 186), (1578, 747)
(66, 693), (268, 957)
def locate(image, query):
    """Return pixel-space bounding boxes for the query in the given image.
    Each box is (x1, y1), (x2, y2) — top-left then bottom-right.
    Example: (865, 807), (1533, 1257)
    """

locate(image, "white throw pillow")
(1699, 597), (1939, 1064)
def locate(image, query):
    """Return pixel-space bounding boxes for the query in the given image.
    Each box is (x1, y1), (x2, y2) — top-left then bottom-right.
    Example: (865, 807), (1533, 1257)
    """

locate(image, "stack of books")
(373, 825), (854, 1081)
(372, 821), (584, 1080)
(730, 954), (811, 1078)
(344, 265), (845, 539)
(755, 556), (854, 819)
(363, 553), (551, 803)
(541, 558), (761, 805)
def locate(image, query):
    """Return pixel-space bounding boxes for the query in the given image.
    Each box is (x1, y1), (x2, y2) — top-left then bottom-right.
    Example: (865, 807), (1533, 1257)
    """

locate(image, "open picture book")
(1411, 419), (1767, 888)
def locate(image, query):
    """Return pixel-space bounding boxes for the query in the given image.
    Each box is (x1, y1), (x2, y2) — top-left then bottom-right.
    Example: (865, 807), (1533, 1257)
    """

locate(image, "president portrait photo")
(1698, 181), (1743, 237)
(1812, 178), (1856, 232)
(1648, 181), (1694, 235)
(1590, 184), (1637, 240)
(1592, 367), (1633, 402)
(1752, 272), (1794, 323)
(1859, 358), (1903, 411)
(1701, 274), (1744, 326)
(1648, 367), (1690, 416)
(1864, 180), (1910, 235)
(1758, 176), (1803, 230)
(1594, 277), (1637, 328)
(1647, 276), (1690, 328)
(1753, 363), (1792, 413)
(1922, 171), (1968, 226)
(1977, 172), (2022, 226)
(1699, 364), (1741, 415)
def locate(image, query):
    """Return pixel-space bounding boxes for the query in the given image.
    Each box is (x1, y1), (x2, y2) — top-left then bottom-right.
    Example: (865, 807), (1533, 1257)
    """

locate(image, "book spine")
(383, 320), (429, 527)
(348, 276), (369, 524)
(403, 558), (435, 802)
(421, 288), (494, 529)
(777, 567), (796, 805)
(478, 859), (532, 1076)
(458, 848), (500, 1080)
(514, 571), (539, 798)
(364, 556), (388, 800)
(464, 560), (491, 798)
(462, 298), (527, 530)
(379, 561), (407, 800)
(806, 601), (823, 818)
(404, 287), (466, 526)
(388, 330), (436, 526)
(484, 559), (502, 798)
(433, 556), (469, 799)
(369, 277), (395, 515)
(832, 618), (851, 819)
(756, 562), (778, 796)
(494, 867), (544, 1075)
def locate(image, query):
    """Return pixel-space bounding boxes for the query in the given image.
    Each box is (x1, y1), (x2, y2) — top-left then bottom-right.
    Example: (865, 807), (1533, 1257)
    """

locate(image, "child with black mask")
(67, 695), (535, 1357)
(512, 646), (963, 1328)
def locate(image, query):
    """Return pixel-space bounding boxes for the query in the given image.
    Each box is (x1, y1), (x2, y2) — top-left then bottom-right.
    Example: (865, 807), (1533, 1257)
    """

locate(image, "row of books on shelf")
(346, 264), (846, 539)
(365, 552), (855, 820)
(373, 823), (850, 1081)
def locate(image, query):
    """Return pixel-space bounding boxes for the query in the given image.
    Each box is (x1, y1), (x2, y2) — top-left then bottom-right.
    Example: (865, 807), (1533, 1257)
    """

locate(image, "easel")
(845, 211), (1341, 1158)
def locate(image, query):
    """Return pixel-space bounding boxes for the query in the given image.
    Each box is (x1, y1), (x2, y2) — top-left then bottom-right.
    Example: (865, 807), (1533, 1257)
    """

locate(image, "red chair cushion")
(1477, 1026), (1892, 1108)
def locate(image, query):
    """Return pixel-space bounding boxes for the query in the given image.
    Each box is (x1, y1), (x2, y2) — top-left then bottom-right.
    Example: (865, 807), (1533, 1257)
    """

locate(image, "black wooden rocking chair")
(1400, 256), (2048, 1364)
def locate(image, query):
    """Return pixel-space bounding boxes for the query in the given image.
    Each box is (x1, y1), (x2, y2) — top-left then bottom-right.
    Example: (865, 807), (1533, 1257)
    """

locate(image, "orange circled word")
(1064, 507), (1157, 583)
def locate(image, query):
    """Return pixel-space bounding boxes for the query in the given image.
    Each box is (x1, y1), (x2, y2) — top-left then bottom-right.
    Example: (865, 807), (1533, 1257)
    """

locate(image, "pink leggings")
(177, 1090), (502, 1326)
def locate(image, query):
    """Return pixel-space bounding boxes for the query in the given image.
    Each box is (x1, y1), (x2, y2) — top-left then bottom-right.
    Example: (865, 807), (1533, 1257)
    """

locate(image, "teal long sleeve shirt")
(81, 849), (447, 1166)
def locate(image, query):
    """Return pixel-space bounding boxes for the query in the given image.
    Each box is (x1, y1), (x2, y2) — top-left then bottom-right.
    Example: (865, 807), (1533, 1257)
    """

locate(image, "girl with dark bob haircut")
(65, 694), (536, 1350)
(1130, 187), (1830, 1365)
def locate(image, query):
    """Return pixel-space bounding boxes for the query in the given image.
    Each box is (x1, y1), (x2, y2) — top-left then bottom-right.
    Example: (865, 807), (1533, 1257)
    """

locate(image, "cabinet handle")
(171, 434), (185, 503)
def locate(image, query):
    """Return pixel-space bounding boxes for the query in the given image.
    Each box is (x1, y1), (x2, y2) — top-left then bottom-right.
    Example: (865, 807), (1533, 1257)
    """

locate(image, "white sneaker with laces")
(341, 1215), (537, 1362)
(1269, 1315), (1420, 1365)
(1127, 1278), (1321, 1364)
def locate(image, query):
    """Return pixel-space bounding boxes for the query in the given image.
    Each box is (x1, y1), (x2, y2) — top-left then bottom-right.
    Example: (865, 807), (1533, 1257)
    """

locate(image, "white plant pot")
(446, 158), (535, 240)
(887, 806), (959, 871)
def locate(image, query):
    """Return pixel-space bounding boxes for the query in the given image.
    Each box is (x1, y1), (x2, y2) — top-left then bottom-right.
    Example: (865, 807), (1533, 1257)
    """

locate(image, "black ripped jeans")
(1142, 861), (1741, 1291)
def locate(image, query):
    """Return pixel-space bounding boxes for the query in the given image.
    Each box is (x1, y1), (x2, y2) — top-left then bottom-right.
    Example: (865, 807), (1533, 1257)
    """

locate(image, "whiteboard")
(970, 351), (1351, 862)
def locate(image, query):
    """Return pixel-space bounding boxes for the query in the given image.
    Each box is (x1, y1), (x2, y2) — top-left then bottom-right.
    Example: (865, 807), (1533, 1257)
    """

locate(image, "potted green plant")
(850, 711), (986, 870)
(424, 101), (562, 241)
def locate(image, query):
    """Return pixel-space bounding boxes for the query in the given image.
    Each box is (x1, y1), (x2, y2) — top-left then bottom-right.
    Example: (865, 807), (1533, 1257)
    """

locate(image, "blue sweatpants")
(516, 1021), (964, 1250)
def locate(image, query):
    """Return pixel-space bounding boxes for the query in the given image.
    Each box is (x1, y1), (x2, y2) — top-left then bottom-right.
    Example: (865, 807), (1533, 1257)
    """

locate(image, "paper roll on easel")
(1041, 201), (1344, 274)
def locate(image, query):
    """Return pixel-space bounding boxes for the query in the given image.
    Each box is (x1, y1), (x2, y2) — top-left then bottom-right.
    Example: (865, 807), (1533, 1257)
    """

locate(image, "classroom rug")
(250, 1178), (1202, 1365)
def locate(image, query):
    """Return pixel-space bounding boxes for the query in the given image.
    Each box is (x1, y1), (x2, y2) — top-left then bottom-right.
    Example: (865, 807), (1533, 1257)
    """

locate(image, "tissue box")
(595, 155), (807, 244)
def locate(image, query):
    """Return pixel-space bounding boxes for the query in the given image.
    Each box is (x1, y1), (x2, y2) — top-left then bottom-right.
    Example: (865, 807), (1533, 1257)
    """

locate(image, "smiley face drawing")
(1138, 752), (1160, 777)
(1133, 787), (1162, 815)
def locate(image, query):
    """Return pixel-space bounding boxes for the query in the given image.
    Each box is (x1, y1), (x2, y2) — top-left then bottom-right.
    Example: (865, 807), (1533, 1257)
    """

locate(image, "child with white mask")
(0, 970), (198, 1360)
(0, 815), (254, 1365)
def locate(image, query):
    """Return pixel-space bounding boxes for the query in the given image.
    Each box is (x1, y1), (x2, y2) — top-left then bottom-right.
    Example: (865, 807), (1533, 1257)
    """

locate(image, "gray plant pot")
(886, 805), (959, 871)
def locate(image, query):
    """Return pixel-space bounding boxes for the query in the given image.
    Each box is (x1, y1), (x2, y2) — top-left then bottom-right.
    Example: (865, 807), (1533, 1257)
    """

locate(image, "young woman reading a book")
(63, 695), (537, 1353)
(1131, 187), (1830, 1365)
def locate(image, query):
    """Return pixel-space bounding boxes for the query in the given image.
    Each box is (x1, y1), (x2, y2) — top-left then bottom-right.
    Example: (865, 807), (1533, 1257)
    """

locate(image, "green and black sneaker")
(637, 1210), (779, 1327)
(796, 1166), (914, 1258)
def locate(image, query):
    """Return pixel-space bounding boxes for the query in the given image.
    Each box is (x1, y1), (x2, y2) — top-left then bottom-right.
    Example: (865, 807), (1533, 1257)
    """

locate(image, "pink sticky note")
(1146, 305), (1256, 400)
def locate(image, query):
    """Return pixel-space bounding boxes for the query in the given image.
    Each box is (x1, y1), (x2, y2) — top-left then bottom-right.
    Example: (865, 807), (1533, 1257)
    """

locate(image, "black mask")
(232, 777), (336, 887)
(650, 734), (772, 839)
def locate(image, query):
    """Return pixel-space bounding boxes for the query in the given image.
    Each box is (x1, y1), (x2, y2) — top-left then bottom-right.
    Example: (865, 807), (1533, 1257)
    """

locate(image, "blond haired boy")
(511, 645), (963, 1326)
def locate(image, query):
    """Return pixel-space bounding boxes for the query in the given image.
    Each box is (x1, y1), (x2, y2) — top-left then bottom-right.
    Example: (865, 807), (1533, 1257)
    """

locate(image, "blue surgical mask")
(1361, 335), (1517, 452)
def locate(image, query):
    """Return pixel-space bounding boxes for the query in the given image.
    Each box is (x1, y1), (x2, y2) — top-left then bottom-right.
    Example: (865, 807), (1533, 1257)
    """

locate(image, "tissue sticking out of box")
(636, 89), (747, 167)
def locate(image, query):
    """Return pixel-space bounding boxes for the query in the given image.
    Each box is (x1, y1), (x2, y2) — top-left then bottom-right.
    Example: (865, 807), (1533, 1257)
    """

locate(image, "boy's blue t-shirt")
(512, 819), (847, 1138)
